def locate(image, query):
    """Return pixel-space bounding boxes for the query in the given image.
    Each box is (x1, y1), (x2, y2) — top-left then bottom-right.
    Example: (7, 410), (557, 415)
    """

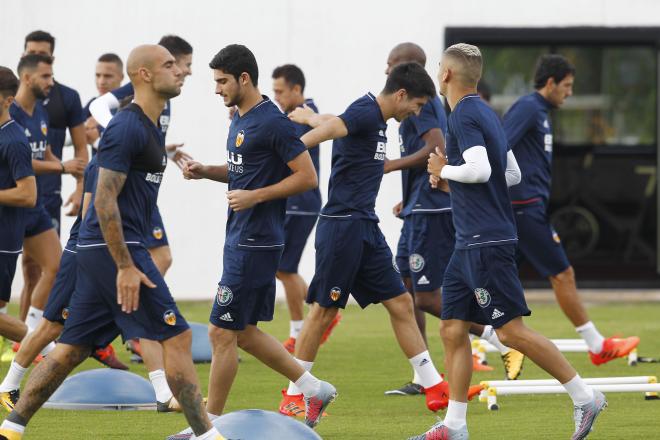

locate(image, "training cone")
(212, 409), (322, 439)
(44, 368), (156, 410)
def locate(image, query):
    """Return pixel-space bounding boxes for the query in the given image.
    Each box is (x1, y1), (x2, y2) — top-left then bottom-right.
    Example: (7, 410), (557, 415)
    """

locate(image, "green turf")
(3, 301), (659, 439)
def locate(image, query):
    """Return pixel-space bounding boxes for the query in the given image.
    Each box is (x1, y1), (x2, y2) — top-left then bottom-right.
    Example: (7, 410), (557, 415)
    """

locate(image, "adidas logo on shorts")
(418, 275), (430, 285)
(219, 313), (234, 322)
(491, 308), (505, 320)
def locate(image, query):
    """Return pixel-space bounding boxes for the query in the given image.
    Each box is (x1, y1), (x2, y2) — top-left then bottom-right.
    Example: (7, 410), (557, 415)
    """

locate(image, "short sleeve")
(65, 88), (85, 128)
(503, 100), (536, 148)
(111, 83), (134, 101)
(412, 101), (444, 138)
(83, 162), (98, 193)
(97, 115), (142, 174)
(8, 140), (34, 181)
(453, 109), (486, 154)
(339, 100), (376, 136)
(270, 116), (307, 163)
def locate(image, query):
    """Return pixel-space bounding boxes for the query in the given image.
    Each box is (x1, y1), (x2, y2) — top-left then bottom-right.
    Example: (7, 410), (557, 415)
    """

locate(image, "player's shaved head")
(442, 43), (482, 87)
(126, 44), (169, 81)
(389, 42), (426, 66)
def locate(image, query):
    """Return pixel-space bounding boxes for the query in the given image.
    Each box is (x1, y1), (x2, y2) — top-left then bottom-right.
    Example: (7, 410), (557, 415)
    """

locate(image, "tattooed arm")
(95, 167), (155, 313)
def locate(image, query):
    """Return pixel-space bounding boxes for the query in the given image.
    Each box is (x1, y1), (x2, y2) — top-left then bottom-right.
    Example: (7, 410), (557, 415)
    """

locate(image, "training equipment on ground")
(128, 322), (212, 364)
(215, 409), (324, 439)
(44, 369), (156, 410)
(472, 338), (639, 366)
(478, 375), (659, 410)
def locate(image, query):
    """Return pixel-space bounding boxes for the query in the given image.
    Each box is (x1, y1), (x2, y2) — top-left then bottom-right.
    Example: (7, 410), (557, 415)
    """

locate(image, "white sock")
(563, 374), (594, 406)
(575, 321), (605, 353)
(294, 371), (321, 397)
(208, 412), (220, 421)
(0, 306), (7, 314)
(26, 307), (43, 330)
(287, 358), (313, 395)
(192, 427), (222, 440)
(0, 420), (25, 434)
(444, 400), (468, 430)
(0, 361), (28, 392)
(41, 341), (56, 356)
(409, 351), (442, 388)
(412, 369), (422, 385)
(289, 320), (304, 339)
(148, 369), (174, 403)
(481, 325), (510, 355)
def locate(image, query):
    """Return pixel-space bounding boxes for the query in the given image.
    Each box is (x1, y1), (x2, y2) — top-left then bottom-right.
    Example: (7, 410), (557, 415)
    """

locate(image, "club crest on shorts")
(163, 309), (177, 326)
(61, 307), (69, 320)
(409, 254), (425, 273)
(235, 130), (245, 147)
(329, 287), (342, 302)
(217, 285), (233, 306)
(152, 226), (164, 240)
(551, 228), (561, 244)
(474, 288), (491, 308)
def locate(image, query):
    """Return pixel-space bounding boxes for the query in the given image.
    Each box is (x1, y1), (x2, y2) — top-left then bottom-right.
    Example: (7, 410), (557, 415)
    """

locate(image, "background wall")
(2, 0), (659, 300)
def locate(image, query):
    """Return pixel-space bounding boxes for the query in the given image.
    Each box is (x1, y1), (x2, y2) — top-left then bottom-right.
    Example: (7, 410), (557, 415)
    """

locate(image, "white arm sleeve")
(440, 146), (491, 183)
(505, 150), (522, 187)
(89, 92), (120, 128)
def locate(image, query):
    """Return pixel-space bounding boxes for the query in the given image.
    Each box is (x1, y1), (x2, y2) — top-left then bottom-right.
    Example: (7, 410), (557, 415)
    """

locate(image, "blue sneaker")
(408, 419), (469, 440)
(572, 390), (607, 440)
(304, 380), (337, 428)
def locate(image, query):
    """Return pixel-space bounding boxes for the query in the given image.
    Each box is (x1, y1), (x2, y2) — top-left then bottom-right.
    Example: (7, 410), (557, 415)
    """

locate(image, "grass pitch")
(3, 300), (660, 439)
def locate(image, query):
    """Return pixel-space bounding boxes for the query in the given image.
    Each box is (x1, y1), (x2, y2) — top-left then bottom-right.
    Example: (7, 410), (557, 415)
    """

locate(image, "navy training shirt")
(321, 92), (387, 221)
(111, 83), (170, 138)
(399, 95), (451, 217)
(0, 120), (34, 252)
(9, 101), (49, 206)
(445, 94), (517, 249)
(42, 82), (85, 199)
(64, 156), (98, 251)
(286, 98), (321, 215)
(225, 96), (308, 249)
(78, 103), (166, 247)
(503, 92), (554, 205)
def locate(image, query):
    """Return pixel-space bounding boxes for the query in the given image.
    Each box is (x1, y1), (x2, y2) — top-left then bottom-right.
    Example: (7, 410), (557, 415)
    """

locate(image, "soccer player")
(173, 44), (335, 435)
(83, 53), (125, 151)
(0, 66), (37, 344)
(279, 62), (469, 419)
(20, 30), (89, 331)
(271, 64), (341, 355)
(504, 54), (639, 365)
(0, 44), (225, 440)
(410, 43), (605, 440)
(90, 35), (194, 410)
(383, 44), (523, 394)
(9, 54), (84, 333)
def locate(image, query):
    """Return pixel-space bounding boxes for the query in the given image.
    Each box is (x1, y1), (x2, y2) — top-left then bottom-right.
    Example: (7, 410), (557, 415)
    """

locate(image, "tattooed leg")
(11, 343), (91, 423)
(162, 329), (212, 436)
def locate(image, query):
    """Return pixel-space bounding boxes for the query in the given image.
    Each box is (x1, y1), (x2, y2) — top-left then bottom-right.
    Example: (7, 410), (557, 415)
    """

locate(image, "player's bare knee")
(440, 320), (464, 343)
(386, 293), (414, 319)
(42, 322), (63, 341)
(163, 329), (192, 355)
(415, 291), (439, 314)
(208, 324), (237, 349)
(551, 266), (575, 286)
(276, 270), (290, 281)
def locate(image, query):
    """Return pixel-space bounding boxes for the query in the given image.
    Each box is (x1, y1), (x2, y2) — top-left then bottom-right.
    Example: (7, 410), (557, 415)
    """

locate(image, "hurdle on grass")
(472, 339), (639, 366)
(477, 376), (659, 410)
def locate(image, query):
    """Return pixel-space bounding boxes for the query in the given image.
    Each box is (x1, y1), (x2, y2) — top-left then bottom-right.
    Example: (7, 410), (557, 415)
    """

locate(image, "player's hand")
(427, 146), (447, 177)
(62, 158), (86, 177)
(288, 104), (315, 125)
(227, 189), (261, 211)
(166, 143), (194, 170)
(183, 161), (206, 180)
(392, 201), (403, 217)
(64, 186), (82, 216)
(117, 265), (155, 313)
